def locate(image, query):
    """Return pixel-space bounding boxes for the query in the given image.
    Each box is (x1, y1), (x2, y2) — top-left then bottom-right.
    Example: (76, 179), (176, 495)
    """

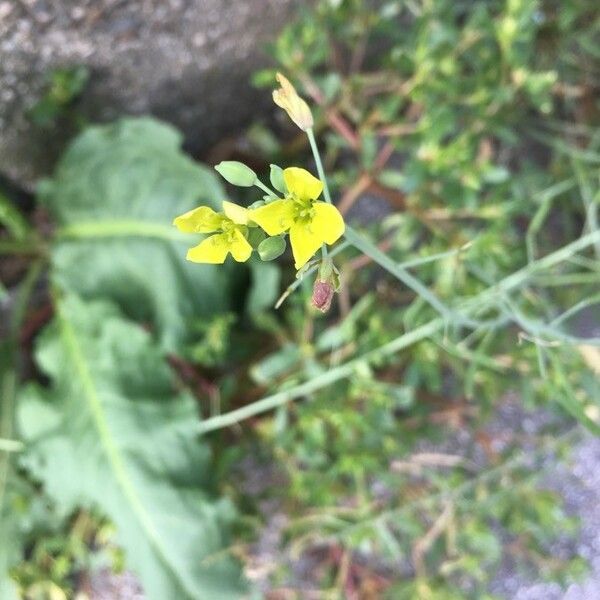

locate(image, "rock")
(0, 0), (300, 191)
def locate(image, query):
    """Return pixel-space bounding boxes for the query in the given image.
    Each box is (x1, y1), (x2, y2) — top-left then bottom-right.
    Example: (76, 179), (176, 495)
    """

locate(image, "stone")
(0, 0), (300, 190)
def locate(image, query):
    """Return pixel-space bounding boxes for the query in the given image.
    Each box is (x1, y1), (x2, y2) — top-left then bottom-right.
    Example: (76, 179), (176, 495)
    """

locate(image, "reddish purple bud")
(312, 279), (335, 313)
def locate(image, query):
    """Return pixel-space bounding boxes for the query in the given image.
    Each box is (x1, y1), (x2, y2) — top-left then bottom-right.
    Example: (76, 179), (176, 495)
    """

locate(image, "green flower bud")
(269, 164), (286, 194)
(258, 236), (286, 261)
(247, 227), (267, 248)
(215, 161), (257, 187)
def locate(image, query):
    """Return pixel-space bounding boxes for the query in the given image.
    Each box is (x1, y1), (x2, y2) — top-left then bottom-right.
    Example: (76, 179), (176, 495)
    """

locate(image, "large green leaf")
(18, 295), (247, 599)
(42, 118), (237, 351)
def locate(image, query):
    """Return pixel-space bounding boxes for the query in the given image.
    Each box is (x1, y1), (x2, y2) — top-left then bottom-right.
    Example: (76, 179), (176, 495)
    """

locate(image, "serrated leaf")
(44, 118), (237, 351)
(18, 296), (247, 600)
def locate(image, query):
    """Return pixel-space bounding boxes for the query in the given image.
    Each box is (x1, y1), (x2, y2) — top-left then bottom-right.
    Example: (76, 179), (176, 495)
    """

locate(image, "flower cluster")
(173, 167), (345, 270)
(172, 72), (345, 311)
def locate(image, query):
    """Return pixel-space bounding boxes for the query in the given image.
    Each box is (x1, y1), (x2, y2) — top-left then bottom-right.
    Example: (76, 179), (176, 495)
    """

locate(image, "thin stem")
(276, 241), (351, 308)
(307, 128), (333, 262)
(468, 230), (600, 308)
(550, 292), (600, 328)
(0, 239), (45, 256)
(197, 229), (600, 434)
(399, 242), (473, 269)
(308, 126), (471, 323)
(197, 318), (444, 434)
(255, 180), (278, 199)
(344, 225), (456, 322)
(307, 128), (333, 204)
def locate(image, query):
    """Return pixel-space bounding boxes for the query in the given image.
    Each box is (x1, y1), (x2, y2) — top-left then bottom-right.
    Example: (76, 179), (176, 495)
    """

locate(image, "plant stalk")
(197, 229), (600, 434)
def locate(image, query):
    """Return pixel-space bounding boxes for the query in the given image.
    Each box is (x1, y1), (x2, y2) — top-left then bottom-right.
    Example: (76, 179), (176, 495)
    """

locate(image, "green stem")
(0, 239), (44, 256)
(255, 180), (278, 199)
(344, 225), (454, 321)
(308, 126), (462, 320)
(197, 318), (444, 434)
(466, 230), (600, 309)
(197, 229), (600, 433)
(306, 128), (332, 261)
(550, 292), (600, 328)
(307, 128), (333, 204)
(276, 241), (350, 308)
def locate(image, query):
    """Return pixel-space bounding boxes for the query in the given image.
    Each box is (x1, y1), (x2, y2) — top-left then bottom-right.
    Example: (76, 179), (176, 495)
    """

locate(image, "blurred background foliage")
(1, 0), (599, 598)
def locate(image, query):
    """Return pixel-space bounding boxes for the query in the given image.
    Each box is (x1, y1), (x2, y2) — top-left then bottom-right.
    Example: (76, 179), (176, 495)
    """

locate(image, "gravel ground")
(491, 430), (600, 599)
(241, 398), (600, 599)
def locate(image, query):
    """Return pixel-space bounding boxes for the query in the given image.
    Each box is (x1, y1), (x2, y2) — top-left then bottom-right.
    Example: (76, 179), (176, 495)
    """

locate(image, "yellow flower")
(250, 167), (345, 269)
(272, 73), (314, 131)
(173, 200), (252, 264)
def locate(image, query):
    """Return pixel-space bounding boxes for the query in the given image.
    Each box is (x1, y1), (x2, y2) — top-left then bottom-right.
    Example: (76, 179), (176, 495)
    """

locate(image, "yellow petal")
(289, 222), (324, 270)
(272, 73), (313, 131)
(222, 200), (249, 225)
(311, 202), (345, 244)
(283, 167), (323, 202)
(229, 229), (253, 262)
(250, 199), (295, 236)
(186, 233), (229, 264)
(173, 206), (222, 233)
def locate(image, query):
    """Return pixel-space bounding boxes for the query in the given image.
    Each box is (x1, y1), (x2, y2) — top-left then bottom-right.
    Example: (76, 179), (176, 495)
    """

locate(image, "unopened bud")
(258, 236), (286, 261)
(215, 161), (257, 187)
(312, 279), (335, 313)
(272, 73), (314, 131)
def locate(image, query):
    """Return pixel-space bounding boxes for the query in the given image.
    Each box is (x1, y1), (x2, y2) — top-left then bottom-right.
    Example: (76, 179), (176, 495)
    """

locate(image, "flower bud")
(272, 73), (314, 131)
(311, 258), (340, 313)
(312, 279), (335, 313)
(258, 236), (286, 261)
(269, 164), (286, 194)
(215, 161), (257, 187)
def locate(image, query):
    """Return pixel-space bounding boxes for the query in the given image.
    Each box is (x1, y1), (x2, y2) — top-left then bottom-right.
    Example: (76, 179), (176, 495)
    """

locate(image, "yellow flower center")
(220, 218), (247, 243)
(289, 194), (315, 225)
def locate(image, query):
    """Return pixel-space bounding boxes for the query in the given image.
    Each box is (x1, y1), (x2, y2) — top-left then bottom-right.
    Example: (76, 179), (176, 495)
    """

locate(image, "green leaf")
(247, 260), (281, 316)
(44, 118), (237, 351)
(18, 296), (247, 600)
(0, 193), (30, 240)
(250, 344), (302, 385)
(0, 262), (44, 597)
